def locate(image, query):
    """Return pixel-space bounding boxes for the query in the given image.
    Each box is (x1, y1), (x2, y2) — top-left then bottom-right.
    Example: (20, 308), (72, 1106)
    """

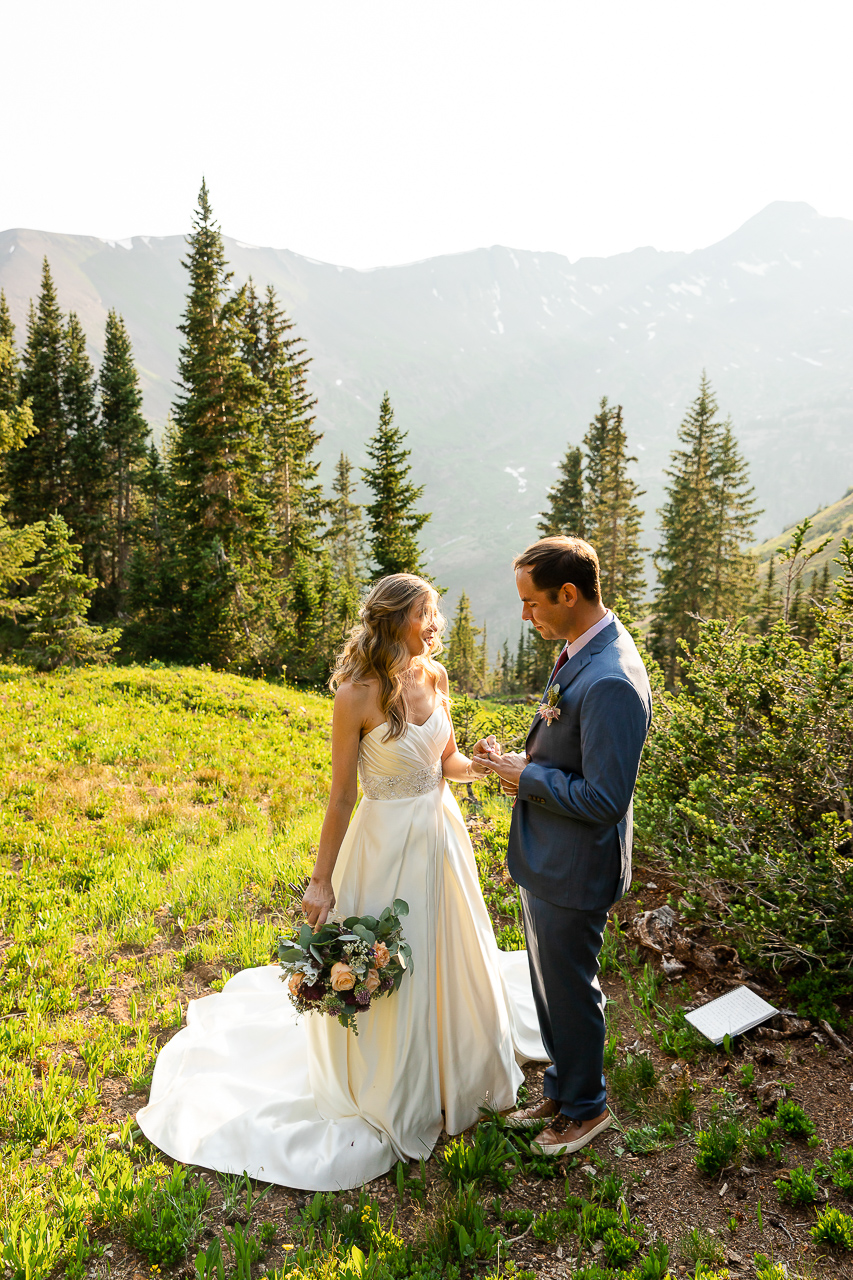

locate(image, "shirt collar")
(563, 609), (614, 661)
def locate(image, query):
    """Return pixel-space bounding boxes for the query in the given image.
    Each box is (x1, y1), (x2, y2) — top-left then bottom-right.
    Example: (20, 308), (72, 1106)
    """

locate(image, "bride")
(137, 574), (545, 1191)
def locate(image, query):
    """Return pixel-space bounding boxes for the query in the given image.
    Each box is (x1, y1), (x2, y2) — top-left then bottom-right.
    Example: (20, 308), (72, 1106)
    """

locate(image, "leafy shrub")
(775, 1165), (820, 1206)
(441, 1123), (517, 1189)
(810, 1205), (853, 1250)
(775, 1100), (816, 1141)
(531, 1206), (577, 1242)
(827, 1146), (853, 1194)
(629, 1240), (671, 1279)
(127, 1165), (210, 1266)
(695, 1111), (742, 1177)
(744, 1117), (783, 1163)
(603, 1226), (641, 1266)
(635, 544), (853, 976)
(753, 1255), (788, 1280)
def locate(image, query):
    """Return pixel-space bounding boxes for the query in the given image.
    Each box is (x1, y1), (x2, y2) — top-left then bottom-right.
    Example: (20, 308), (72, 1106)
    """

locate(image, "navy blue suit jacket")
(507, 618), (652, 912)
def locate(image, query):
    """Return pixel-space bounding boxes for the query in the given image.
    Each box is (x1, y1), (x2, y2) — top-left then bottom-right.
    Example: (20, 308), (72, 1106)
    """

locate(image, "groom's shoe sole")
(531, 1111), (613, 1156)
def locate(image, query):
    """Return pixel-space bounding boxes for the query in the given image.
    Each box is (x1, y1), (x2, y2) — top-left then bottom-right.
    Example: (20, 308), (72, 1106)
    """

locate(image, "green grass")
(0, 662), (333, 1275)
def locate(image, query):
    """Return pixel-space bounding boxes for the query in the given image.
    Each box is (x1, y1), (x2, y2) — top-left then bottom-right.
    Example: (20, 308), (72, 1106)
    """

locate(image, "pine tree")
(0, 324), (42, 620)
(583, 398), (611, 513)
(0, 292), (20, 415)
(125, 439), (185, 658)
(445, 591), (481, 693)
(707, 422), (760, 619)
(244, 281), (323, 571)
(6, 260), (69, 527)
(169, 183), (269, 664)
(99, 310), (149, 610)
(23, 514), (121, 670)
(538, 444), (585, 537)
(585, 403), (646, 610)
(362, 393), (430, 580)
(64, 312), (107, 582)
(327, 452), (364, 586)
(650, 375), (751, 685)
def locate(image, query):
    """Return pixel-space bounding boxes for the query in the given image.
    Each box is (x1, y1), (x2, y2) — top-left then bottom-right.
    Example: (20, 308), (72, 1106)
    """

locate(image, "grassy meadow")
(2, 664), (852, 1280)
(0, 664), (333, 1273)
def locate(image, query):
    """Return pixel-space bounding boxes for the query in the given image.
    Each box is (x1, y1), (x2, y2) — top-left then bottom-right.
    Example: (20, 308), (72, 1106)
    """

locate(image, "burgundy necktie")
(551, 646), (568, 679)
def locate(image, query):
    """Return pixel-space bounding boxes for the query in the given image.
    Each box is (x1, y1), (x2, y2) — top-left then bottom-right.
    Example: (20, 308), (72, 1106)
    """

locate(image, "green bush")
(635, 542), (853, 975)
(440, 1123), (517, 1189)
(811, 1205), (853, 1250)
(775, 1165), (820, 1206)
(774, 1100), (816, 1141)
(695, 1111), (742, 1177)
(127, 1166), (210, 1266)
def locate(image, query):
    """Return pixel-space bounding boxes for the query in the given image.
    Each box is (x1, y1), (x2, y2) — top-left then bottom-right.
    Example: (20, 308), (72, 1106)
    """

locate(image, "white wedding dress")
(137, 707), (546, 1191)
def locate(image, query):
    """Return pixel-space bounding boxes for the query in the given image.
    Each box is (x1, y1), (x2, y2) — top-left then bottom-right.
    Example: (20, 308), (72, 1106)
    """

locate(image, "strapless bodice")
(358, 705), (449, 801)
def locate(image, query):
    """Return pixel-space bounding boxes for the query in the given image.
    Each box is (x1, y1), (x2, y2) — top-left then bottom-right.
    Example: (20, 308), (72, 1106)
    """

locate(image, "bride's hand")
(302, 878), (336, 930)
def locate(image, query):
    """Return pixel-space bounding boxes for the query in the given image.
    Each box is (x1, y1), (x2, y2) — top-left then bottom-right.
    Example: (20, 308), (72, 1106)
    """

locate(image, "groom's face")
(515, 568), (576, 641)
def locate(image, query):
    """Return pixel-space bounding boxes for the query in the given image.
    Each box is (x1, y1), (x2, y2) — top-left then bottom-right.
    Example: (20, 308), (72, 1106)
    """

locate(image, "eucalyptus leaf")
(393, 899), (410, 917)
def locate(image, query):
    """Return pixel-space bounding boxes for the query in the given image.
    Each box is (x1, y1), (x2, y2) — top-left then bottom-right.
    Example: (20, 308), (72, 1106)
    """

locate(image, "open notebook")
(685, 985), (777, 1045)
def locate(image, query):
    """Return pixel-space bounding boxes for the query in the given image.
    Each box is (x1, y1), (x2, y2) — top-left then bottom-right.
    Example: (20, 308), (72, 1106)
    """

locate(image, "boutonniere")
(538, 683), (562, 727)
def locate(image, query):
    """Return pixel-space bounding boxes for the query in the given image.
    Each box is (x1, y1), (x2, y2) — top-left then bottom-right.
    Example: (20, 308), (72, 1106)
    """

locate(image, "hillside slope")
(2, 202), (852, 638)
(754, 485), (853, 578)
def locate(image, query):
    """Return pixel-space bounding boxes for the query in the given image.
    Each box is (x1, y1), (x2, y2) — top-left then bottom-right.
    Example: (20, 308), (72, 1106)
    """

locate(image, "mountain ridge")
(2, 201), (851, 640)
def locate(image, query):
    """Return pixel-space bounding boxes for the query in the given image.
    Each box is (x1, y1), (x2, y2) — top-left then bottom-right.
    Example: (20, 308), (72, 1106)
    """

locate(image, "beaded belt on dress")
(359, 759), (443, 800)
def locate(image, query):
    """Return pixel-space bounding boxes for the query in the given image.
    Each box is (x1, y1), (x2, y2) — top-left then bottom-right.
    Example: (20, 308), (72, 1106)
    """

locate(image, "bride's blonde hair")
(330, 574), (446, 741)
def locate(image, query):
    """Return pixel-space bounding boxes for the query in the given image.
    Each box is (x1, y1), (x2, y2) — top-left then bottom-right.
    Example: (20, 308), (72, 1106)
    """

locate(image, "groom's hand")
(485, 749), (529, 790)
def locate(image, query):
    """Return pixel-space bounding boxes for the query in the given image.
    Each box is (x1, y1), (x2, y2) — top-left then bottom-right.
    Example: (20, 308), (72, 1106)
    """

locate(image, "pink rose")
(330, 961), (356, 992)
(287, 973), (303, 997)
(364, 968), (381, 995)
(372, 943), (391, 969)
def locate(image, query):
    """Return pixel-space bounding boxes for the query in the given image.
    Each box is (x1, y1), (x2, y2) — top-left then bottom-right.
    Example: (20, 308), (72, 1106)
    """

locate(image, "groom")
(476, 536), (652, 1155)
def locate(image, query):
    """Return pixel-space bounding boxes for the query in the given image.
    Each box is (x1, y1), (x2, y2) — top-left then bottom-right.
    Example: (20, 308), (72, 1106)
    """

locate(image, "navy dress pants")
(520, 886), (609, 1121)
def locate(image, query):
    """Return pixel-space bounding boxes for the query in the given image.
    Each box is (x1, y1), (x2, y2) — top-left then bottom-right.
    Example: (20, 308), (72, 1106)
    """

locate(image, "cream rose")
(330, 961), (356, 992)
(364, 968), (381, 995)
(372, 942), (391, 969)
(287, 973), (303, 997)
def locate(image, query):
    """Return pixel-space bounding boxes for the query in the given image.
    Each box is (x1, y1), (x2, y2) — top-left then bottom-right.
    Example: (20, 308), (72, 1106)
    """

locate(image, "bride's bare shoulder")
(334, 676), (379, 719)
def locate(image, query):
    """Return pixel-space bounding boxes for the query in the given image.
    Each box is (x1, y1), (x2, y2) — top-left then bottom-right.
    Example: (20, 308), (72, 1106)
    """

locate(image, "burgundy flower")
(300, 983), (324, 1003)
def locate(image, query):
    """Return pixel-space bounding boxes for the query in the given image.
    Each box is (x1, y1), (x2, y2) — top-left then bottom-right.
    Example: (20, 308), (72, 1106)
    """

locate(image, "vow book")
(684, 985), (777, 1045)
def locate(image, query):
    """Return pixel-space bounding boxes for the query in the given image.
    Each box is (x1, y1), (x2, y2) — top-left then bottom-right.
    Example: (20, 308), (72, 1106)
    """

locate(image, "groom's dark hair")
(513, 537), (601, 603)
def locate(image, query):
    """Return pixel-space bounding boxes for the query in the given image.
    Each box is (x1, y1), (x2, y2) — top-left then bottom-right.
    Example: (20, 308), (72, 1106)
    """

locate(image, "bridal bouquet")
(278, 900), (413, 1033)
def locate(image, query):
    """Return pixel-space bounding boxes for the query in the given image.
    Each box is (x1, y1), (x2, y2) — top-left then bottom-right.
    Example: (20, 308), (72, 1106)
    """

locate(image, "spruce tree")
(583, 397), (612, 513)
(23, 514), (121, 670)
(538, 444), (585, 537)
(445, 591), (481, 693)
(362, 393), (430, 580)
(650, 375), (757, 685)
(99, 310), (149, 610)
(0, 326), (42, 620)
(245, 281), (323, 571)
(707, 422), (760, 619)
(6, 260), (69, 527)
(169, 183), (269, 664)
(585, 403), (646, 610)
(0, 292), (19, 415)
(64, 312), (107, 582)
(327, 452), (365, 587)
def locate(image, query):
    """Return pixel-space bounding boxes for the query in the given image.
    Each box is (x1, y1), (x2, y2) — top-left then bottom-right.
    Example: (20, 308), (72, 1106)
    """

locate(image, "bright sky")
(3, 0), (852, 268)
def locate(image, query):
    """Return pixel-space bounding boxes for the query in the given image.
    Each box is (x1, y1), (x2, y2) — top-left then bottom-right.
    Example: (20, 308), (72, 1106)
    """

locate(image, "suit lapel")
(524, 619), (622, 751)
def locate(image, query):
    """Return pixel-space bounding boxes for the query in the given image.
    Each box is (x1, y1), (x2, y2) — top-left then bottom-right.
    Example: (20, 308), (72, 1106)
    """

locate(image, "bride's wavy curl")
(330, 575), (446, 741)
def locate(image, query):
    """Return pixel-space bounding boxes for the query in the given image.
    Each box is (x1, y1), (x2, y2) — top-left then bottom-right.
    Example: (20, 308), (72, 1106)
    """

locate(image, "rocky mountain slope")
(2, 201), (851, 639)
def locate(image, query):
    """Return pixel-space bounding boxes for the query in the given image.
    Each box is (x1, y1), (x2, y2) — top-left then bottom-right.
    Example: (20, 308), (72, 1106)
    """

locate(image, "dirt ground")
(80, 859), (853, 1280)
